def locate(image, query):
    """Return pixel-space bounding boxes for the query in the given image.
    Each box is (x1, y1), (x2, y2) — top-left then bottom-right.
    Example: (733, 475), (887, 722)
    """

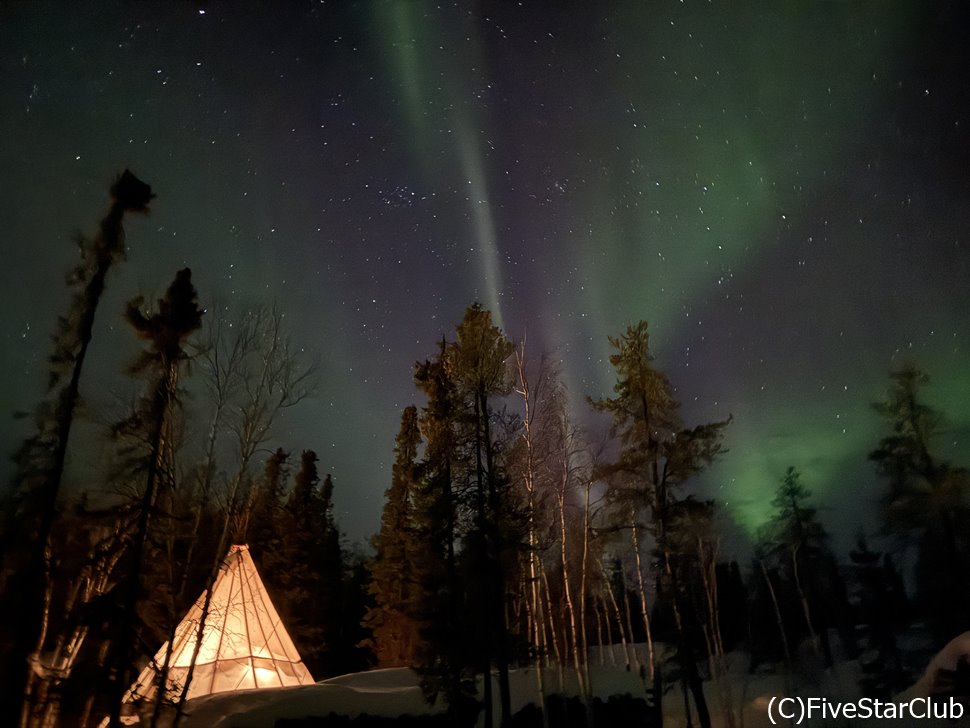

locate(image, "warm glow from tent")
(122, 545), (313, 706)
(254, 666), (279, 688)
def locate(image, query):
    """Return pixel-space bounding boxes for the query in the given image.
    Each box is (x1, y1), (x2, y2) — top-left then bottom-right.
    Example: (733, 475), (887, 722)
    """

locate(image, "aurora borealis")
(2, 2), (969, 551)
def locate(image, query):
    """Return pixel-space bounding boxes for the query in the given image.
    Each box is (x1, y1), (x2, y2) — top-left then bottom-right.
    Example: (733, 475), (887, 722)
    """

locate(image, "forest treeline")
(362, 311), (970, 728)
(0, 174), (361, 728)
(1, 173), (969, 728)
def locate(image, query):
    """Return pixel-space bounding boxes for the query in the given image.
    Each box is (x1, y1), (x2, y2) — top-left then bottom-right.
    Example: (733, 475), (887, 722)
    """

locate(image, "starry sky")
(2, 1), (969, 554)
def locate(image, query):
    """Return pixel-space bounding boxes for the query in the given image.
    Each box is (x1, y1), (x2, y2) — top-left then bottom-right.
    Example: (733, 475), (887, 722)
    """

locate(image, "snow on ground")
(181, 668), (435, 727)
(179, 661), (648, 728)
(901, 631), (970, 701)
(179, 638), (970, 727)
(590, 643), (863, 728)
(176, 652), (774, 728)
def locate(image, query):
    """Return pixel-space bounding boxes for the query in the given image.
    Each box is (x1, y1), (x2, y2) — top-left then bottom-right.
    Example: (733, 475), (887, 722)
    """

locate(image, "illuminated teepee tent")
(126, 544), (314, 706)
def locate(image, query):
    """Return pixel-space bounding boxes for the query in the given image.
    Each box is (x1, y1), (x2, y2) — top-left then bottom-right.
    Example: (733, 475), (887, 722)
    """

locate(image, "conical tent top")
(122, 543), (313, 707)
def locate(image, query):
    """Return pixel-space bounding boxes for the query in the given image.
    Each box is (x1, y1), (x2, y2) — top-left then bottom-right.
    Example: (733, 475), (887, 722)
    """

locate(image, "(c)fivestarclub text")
(768, 695), (964, 723)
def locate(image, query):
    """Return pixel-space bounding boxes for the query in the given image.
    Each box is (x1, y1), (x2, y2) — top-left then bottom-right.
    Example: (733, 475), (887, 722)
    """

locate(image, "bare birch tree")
(171, 306), (315, 726)
(511, 341), (551, 727)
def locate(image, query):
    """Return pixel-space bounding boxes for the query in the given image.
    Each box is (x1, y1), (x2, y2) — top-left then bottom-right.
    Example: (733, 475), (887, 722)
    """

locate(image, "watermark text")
(768, 696), (964, 723)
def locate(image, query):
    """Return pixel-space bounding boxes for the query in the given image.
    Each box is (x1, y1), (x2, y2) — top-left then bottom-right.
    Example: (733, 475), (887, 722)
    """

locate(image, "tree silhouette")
(1, 171), (153, 728)
(756, 467), (845, 666)
(108, 268), (203, 728)
(591, 321), (729, 728)
(446, 304), (515, 728)
(364, 406), (423, 667)
(870, 366), (970, 639)
(410, 342), (477, 724)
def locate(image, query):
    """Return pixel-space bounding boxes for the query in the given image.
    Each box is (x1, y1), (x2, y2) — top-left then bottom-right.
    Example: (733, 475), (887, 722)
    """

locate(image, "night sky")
(2, 2), (969, 553)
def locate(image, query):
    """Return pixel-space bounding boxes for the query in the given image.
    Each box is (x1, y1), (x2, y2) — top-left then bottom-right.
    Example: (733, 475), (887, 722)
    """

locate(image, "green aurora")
(2, 1), (968, 550)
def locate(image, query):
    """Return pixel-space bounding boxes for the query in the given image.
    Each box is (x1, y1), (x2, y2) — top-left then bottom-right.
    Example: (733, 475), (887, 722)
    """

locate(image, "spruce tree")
(411, 344), (478, 724)
(277, 451), (327, 672)
(849, 536), (908, 696)
(446, 304), (515, 728)
(317, 471), (348, 675)
(247, 448), (290, 571)
(108, 268), (204, 728)
(364, 406), (422, 667)
(756, 467), (846, 667)
(870, 366), (970, 639)
(262, 452), (347, 677)
(591, 321), (729, 728)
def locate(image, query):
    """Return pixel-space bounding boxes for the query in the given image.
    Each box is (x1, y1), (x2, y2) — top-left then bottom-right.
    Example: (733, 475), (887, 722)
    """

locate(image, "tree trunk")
(595, 596), (606, 667)
(541, 570), (565, 691)
(513, 349), (548, 728)
(109, 367), (177, 728)
(601, 566), (634, 672)
(760, 559), (792, 672)
(578, 485), (593, 726)
(9, 191), (140, 728)
(699, 539), (735, 728)
(619, 567), (642, 676)
(559, 483), (586, 700)
(790, 544), (820, 657)
(630, 510), (656, 681)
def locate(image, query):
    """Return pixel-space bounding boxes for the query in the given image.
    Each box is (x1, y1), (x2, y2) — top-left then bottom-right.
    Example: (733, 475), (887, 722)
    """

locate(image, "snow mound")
(180, 669), (435, 728)
(178, 638), (970, 728)
(179, 661), (653, 728)
(901, 631), (970, 700)
(321, 667), (424, 692)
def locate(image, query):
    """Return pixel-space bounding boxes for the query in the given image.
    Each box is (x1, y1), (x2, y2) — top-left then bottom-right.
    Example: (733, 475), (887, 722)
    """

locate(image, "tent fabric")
(126, 544), (314, 705)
